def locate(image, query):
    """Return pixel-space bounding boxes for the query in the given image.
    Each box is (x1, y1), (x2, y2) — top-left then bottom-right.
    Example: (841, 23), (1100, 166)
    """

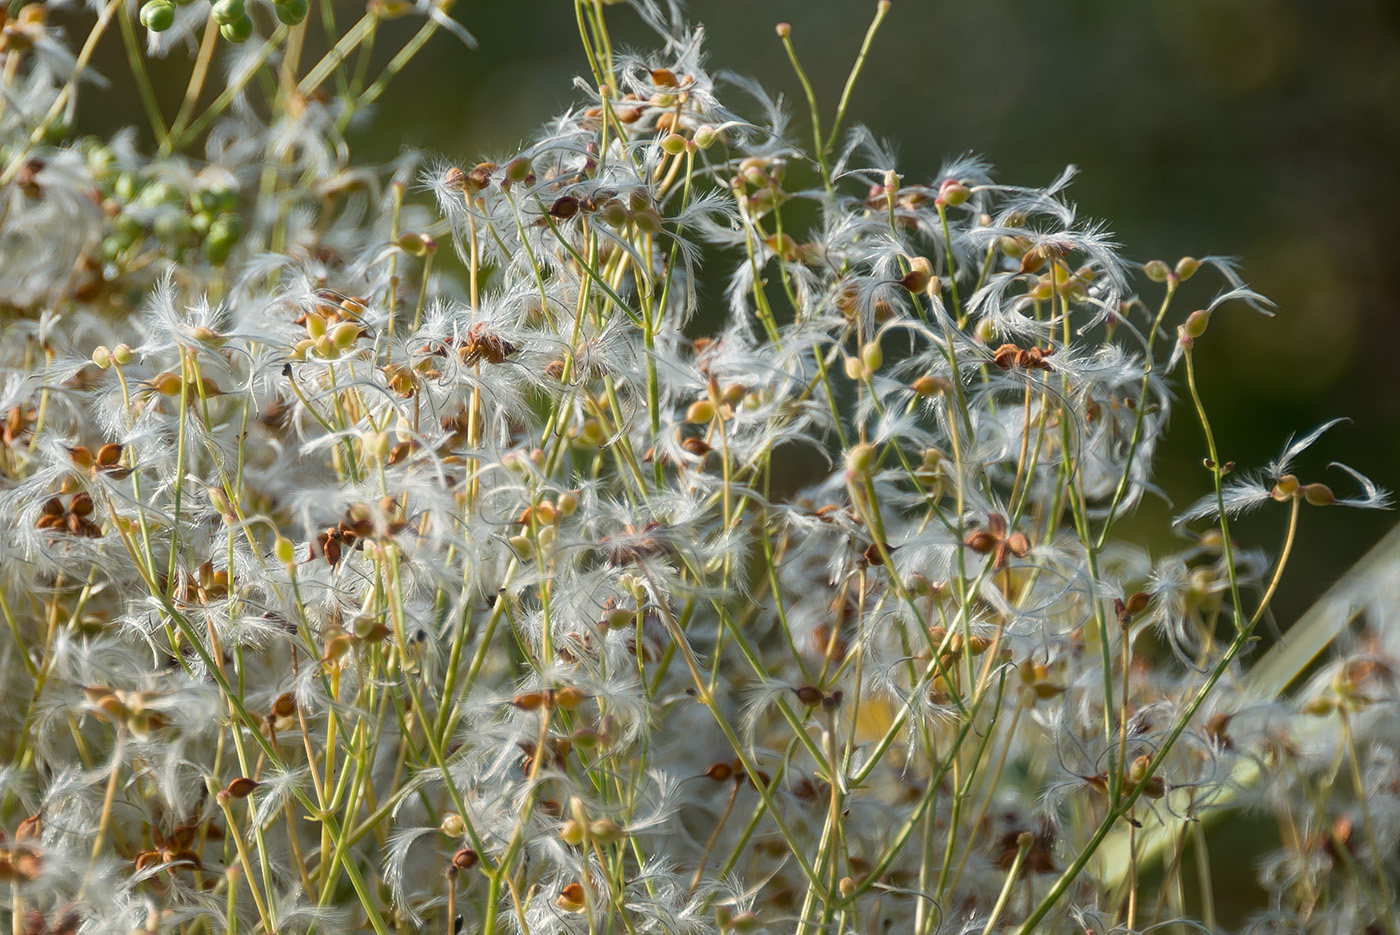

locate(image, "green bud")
(397, 232), (429, 256)
(693, 125), (718, 150)
(91, 346), (112, 370)
(1183, 309), (1210, 339)
(114, 172), (140, 203)
(940, 182), (971, 206)
(219, 12), (253, 41)
(112, 344), (133, 365)
(847, 442), (877, 475)
(273, 536), (295, 565)
(599, 199), (628, 228)
(1175, 256), (1201, 281)
(331, 321), (361, 350)
(210, 0), (244, 24)
(685, 399), (715, 424)
(273, 0), (307, 24)
(631, 207), (663, 236)
(115, 213), (143, 239)
(1143, 260), (1170, 283)
(139, 0), (174, 31)
(203, 233), (234, 265)
(504, 156), (532, 185)
(100, 235), (127, 263)
(153, 211), (192, 243)
(660, 133), (687, 156)
(860, 340), (883, 372)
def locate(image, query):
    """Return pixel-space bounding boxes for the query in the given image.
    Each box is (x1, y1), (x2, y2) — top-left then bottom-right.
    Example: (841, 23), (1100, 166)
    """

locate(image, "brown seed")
(96, 442), (122, 468)
(224, 777), (258, 799)
(451, 847), (478, 870)
(15, 813), (41, 842)
(511, 691), (547, 711)
(67, 445), (93, 469)
(793, 685), (824, 707)
(550, 195), (580, 219)
(272, 692), (296, 718)
(704, 761), (735, 782)
(556, 882), (586, 912)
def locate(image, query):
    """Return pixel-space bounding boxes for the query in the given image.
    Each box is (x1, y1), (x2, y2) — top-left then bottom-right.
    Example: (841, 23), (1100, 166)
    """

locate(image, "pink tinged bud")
(938, 179), (970, 206)
(775, 22), (791, 38)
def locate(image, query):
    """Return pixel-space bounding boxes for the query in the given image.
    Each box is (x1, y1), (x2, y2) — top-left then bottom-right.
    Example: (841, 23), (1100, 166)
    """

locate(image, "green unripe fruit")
(685, 399), (715, 424)
(847, 442), (877, 475)
(219, 12), (253, 41)
(100, 235), (126, 263)
(211, 0), (243, 23)
(114, 173), (141, 203)
(274, 0), (307, 24)
(115, 213), (143, 239)
(153, 211), (192, 242)
(209, 212), (245, 243)
(139, 0), (174, 31)
(860, 340), (883, 372)
(503, 156), (532, 185)
(191, 211), (213, 237)
(1143, 259), (1170, 283)
(1183, 309), (1210, 339)
(203, 226), (236, 264)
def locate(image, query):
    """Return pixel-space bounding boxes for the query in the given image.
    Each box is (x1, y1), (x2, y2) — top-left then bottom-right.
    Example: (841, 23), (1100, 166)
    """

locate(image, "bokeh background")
(74, 0), (1400, 649)
(69, 0), (1400, 923)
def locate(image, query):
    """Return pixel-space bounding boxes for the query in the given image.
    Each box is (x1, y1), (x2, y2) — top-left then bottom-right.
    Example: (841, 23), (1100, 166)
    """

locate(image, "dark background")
(82, 0), (1399, 643)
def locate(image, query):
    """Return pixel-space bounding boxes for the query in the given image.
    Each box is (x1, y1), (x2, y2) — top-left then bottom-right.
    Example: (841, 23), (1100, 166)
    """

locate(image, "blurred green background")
(79, 0), (1398, 641)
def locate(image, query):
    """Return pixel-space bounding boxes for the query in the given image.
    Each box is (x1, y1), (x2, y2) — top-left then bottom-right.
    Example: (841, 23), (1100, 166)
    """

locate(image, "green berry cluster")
(139, 0), (307, 41)
(78, 139), (246, 268)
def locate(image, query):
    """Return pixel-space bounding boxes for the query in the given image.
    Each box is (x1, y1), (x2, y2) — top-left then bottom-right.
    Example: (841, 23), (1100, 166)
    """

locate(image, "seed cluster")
(0, 3), (1395, 935)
